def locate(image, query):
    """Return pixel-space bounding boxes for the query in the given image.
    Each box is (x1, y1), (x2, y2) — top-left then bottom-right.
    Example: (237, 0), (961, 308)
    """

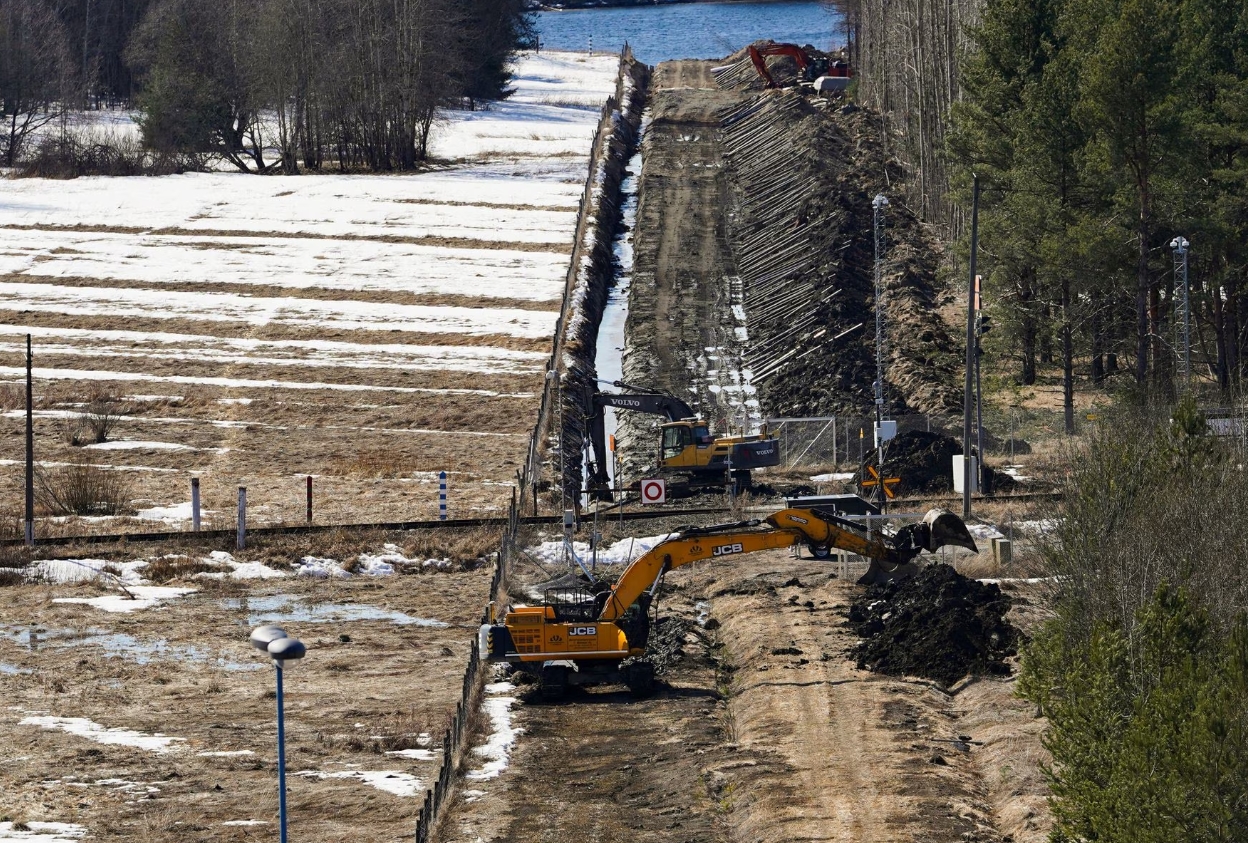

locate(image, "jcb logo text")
(712, 543), (744, 556)
(569, 626), (597, 636)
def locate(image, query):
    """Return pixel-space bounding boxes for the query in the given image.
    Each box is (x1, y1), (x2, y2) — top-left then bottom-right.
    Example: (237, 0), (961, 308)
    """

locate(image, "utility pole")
(1170, 237), (1191, 391)
(872, 194), (888, 431)
(975, 274), (985, 493)
(547, 369), (564, 514)
(963, 176), (980, 520)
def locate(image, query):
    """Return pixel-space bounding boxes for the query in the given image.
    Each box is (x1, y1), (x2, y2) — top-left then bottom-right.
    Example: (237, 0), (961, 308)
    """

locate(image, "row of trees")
(1021, 403), (1248, 839)
(1, 0), (533, 172)
(843, 0), (980, 229)
(948, 0), (1248, 416)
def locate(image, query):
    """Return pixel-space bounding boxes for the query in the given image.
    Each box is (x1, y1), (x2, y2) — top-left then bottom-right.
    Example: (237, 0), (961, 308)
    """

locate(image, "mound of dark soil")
(846, 563), (1019, 686)
(861, 429), (1017, 495)
(643, 616), (692, 674)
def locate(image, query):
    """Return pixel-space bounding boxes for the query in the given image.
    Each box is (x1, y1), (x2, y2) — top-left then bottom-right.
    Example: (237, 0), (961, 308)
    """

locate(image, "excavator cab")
(660, 422), (696, 461)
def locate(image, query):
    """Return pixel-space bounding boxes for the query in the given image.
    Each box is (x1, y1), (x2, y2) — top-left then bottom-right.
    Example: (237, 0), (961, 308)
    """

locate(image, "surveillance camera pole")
(1170, 236), (1190, 390)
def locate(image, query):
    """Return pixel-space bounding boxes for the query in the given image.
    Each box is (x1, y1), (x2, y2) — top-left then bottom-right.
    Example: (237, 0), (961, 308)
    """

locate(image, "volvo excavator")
(584, 380), (779, 497)
(481, 506), (977, 697)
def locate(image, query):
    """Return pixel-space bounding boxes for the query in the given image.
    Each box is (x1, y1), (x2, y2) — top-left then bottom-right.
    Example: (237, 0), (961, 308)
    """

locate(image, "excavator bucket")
(856, 509), (978, 586)
(922, 509), (978, 553)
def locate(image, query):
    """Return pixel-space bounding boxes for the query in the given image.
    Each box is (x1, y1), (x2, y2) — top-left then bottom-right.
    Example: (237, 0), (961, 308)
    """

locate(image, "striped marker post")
(438, 471), (447, 521)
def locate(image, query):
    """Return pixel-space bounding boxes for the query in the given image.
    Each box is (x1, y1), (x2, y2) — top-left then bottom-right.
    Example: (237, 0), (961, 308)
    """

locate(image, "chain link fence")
(766, 408), (1086, 473)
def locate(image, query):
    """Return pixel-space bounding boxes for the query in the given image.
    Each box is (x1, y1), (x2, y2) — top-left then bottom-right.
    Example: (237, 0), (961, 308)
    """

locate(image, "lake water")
(536, 0), (845, 64)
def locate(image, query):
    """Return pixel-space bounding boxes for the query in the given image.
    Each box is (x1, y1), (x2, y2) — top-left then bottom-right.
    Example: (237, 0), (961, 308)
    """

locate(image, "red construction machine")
(747, 43), (852, 91)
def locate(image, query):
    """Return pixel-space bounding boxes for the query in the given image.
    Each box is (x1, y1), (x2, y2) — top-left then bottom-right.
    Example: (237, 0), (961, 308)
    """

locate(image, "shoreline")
(536, 0), (806, 11)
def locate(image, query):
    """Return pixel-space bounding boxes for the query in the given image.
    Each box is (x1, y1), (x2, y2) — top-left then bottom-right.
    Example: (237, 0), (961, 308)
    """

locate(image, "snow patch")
(465, 682), (522, 781)
(295, 769), (422, 797)
(526, 532), (675, 568)
(52, 585), (195, 613)
(0, 822), (87, 842)
(810, 472), (855, 482)
(194, 551), (288, 580)
(20, 715), (185, 753)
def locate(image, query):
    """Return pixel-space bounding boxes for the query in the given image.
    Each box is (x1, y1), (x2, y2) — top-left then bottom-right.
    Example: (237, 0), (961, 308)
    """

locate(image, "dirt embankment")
(613, 58), (962, 482)
(695, 553), (1052, 843)
(616, 60), (755, 479)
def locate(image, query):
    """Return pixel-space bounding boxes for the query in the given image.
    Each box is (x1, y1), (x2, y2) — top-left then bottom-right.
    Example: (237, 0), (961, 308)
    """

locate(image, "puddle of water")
(1, 624), (260, 671)
(1, 662), (33, 675)
(223, 595), (447, 628)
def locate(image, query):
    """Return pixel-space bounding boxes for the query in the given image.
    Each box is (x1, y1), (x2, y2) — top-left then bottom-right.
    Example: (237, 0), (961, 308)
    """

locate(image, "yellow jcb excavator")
(481, 507), (977, 697)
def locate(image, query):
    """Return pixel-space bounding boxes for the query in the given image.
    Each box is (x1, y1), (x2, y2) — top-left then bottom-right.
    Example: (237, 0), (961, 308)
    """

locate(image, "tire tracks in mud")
(695, 556), (1001, 842)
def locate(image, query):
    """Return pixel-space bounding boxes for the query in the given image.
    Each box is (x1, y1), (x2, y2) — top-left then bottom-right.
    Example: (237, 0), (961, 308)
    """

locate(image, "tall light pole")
(872, 194), (889, 430)
(1170, 236), (1190, 391)
(251, 625), (306, 843)
(872, 194), (890, 510)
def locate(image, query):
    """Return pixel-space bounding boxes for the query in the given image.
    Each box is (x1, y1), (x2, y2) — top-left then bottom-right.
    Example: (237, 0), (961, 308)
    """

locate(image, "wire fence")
(412, 486), (519, 843)
(523, 47), (640, 515)
(413, 49), (638, 843)
(766, 408), (1085, 472)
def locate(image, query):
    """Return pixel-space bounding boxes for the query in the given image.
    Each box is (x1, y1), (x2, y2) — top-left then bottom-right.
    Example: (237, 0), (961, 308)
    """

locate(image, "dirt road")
(617, 61), (755, 475)
(441, 549), (1049, 842)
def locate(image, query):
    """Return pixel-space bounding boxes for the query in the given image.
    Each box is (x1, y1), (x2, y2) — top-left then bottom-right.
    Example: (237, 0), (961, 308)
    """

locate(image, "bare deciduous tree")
(0, 0), (74, 166)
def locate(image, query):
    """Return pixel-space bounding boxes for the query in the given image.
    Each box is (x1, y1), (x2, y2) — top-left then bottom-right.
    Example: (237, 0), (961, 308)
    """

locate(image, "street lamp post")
(1170, 236), (1190, 391)
(251, 625), (306, 843)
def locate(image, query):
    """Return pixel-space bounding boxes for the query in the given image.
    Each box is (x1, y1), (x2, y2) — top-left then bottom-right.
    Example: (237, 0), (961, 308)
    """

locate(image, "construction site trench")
(439, 57), (1052, 843)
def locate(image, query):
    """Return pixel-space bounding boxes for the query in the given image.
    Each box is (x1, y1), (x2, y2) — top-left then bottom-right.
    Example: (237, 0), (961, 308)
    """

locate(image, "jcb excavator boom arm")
(597, 507), (976, 621)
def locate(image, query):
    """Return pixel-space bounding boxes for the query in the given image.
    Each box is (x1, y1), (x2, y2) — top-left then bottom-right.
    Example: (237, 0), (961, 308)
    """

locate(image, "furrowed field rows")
(0, 51), (621, 532)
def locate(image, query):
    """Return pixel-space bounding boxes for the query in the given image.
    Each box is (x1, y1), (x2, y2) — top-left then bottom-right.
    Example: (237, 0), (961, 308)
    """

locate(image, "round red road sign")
(640, 478), (666, 504)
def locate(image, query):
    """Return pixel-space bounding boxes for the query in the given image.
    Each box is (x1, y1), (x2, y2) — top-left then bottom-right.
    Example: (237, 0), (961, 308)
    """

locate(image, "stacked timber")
(719, 91), (962, 416)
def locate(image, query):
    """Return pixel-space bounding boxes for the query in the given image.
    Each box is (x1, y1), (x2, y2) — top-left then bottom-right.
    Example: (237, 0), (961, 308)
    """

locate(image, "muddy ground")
(616, 60), (755, 479)
(0, 557), (490, 842)
(441, 549), (1052, 843)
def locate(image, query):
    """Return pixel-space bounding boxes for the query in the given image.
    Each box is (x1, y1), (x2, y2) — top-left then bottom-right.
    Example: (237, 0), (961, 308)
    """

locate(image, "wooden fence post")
(236, 487), (246, 550)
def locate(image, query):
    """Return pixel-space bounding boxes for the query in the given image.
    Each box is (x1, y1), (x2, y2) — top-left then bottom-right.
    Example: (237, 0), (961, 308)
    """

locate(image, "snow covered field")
(0, 52), (618, 530)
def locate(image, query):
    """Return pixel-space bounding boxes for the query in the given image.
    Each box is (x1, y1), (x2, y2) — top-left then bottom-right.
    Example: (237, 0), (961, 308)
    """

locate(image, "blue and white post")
(438, 471), (447, 521)
(251, 626), (306, 843)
